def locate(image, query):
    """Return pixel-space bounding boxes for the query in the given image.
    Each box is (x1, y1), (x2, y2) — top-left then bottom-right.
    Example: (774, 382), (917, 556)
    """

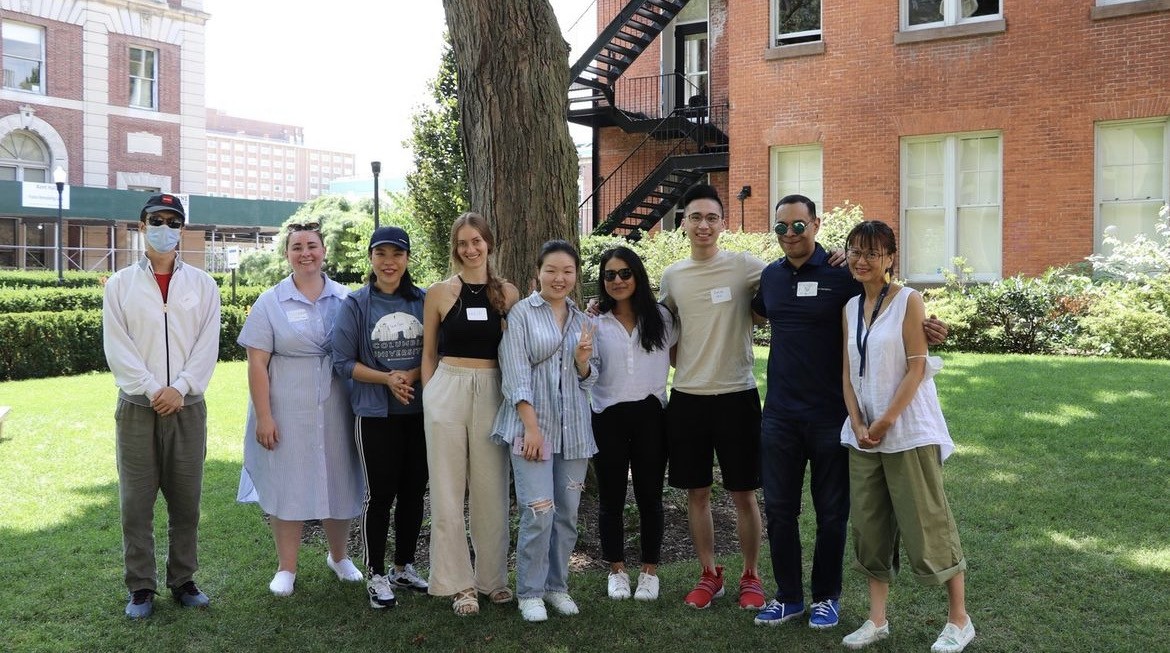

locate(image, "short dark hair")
(775, 194), (817, 221)
(681, 183), (724, 214)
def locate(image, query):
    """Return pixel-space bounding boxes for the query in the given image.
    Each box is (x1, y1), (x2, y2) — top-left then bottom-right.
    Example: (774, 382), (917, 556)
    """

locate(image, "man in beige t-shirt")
(659, 183), (767, 611)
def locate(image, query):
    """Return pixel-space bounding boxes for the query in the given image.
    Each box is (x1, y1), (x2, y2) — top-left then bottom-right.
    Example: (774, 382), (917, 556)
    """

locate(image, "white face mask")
(145, 224), (181, 253)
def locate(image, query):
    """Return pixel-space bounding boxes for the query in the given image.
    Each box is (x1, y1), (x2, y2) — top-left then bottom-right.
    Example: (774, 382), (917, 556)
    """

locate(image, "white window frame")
(128, 46), (158, 109)
(900, 131), (1003, 282)
(771, 0), (822, 47)
(2, 22), (46, 94)
(1094, 117), (1170, 254)
(768, 144), (823, 221)
(901, 0), (1001, 30)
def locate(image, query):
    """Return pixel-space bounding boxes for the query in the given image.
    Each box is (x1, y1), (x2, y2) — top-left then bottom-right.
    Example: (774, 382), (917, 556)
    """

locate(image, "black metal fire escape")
(567, 0), (729, 239)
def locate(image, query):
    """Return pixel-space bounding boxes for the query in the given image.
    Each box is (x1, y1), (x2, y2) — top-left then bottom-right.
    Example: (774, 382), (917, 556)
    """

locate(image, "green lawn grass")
(0, 353), (1167, 652)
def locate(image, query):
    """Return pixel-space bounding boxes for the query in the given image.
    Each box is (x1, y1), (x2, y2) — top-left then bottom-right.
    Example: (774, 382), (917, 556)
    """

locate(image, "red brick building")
(574, 0), (1170, 281)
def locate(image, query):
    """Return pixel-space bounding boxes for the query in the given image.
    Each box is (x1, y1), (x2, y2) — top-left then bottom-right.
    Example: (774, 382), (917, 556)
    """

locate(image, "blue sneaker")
(754, 598), (805, 626)
(808, 598), (840, 629)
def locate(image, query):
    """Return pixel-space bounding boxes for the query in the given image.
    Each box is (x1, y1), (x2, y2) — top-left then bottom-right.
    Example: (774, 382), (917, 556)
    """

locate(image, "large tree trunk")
(442, 0), (579, 293)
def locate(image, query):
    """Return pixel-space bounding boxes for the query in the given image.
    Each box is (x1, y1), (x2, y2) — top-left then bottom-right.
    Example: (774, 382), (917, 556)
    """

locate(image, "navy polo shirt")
(751, 244), (861, 421)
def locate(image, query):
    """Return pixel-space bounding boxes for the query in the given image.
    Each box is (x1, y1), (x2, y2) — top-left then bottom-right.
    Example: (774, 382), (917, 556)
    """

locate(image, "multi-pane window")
(769, 145), (823, 219)
(0, 130), (50, 181)
(901, 133), (1002, 281)
(129, 47), (157, 109)
(2, 22), (45, 94)
(904, 0), (1000, 29)
(1096, 119), (1169, 252)
(773, 0), (821, 46)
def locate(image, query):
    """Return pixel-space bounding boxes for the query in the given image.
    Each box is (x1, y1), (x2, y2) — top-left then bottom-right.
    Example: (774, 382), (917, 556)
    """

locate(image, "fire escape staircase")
(567, 0), (730, 239)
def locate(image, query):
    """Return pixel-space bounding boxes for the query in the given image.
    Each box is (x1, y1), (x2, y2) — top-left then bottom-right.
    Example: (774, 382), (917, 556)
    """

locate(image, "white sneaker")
(268, 570), (295, 597)
(842, 620), (890, 650)
(518, 597), (547, 622)
(389, 563), (429, 592)
(634, 572), (660, 601)
(366, 574), (397, 609)
(931, 620), (975, 653)
(544, 591), (580, 615)
(326, 555), (363, 582)
(607, 571), (631, 600)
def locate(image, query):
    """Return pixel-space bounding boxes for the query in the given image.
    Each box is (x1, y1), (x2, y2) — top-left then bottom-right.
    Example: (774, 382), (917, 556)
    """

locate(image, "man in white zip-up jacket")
(102, 193), (221, 619)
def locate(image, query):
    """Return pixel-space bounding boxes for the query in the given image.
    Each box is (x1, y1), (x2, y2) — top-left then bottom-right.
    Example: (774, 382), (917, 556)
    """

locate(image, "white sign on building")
(21, 182), (71, 210)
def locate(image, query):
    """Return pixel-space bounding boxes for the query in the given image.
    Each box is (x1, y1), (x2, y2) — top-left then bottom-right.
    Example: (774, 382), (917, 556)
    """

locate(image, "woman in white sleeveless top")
(838, 221), (973, 653)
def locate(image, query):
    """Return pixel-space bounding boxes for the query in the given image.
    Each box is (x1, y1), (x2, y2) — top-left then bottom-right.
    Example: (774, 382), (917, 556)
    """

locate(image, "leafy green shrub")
(0, 287), (104, 312)
(1077, 277), (1170, 359)
(0, 270), (108, 289)
(1086, 203), (1170, 281)
(0, 310), (106, 380)
(0, 305), (252, 380)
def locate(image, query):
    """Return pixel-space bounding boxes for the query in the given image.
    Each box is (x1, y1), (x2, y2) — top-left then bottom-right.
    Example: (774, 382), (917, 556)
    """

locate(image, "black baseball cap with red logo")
(140, 193), (186, 222)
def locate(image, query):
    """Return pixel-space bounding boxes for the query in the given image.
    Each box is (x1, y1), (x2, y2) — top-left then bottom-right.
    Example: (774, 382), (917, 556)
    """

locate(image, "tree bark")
(442, 0), (579, 293)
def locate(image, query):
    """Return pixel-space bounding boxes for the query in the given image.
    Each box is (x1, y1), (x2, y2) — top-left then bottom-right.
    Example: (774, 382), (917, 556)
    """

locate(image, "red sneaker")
(684, 565), (725, 609)
(738, 570), (766, 610)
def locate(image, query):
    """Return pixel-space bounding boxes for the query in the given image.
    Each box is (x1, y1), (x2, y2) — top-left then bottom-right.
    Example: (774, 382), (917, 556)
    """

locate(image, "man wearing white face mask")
(103, 193), (221, 619)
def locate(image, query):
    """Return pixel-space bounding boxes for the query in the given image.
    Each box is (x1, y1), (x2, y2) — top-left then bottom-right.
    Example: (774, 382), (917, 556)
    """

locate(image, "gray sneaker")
(170, 581), (210, 608)
(125, 589), (154, 619)
(367, 573), (397, 609)
(389, 564), (429, 592)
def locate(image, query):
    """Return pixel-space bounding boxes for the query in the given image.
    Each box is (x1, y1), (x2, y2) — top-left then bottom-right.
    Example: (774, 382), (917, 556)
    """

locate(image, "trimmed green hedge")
(0, 306), (249, 381)
(0, 286), (265, 313)
(0, 270), (109, 289)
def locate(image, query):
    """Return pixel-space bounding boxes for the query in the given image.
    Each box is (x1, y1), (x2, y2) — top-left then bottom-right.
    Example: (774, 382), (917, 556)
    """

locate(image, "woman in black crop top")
(420, 212), (519, 617)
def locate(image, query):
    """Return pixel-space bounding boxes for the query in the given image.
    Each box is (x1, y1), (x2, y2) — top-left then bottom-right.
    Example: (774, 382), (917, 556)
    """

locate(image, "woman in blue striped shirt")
(491, 240), (598, 623)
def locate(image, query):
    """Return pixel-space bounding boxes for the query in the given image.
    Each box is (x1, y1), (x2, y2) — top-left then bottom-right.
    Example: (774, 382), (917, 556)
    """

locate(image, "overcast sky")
(203, 1), (597, 182)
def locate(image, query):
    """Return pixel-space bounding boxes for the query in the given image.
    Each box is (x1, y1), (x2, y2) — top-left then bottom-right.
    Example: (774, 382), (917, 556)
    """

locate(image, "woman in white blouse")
(591, 246), (676, 602)
(839, 221), (971, 653)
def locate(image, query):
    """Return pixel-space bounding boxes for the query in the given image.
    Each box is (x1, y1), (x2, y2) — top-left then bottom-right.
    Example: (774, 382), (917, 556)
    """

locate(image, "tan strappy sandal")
(453, 588), (479, 616)
(487, 587), (514, 604)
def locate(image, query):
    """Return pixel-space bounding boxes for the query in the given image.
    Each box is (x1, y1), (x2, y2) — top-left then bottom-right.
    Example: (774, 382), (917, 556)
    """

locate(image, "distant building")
(0, 0), (297, 273)
(205, 108), (356, 202)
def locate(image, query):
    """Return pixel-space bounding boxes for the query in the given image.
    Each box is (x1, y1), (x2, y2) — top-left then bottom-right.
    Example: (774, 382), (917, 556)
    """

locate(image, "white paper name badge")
(286, 308), (309, 323)
(466, 307), (488, 321)
(710, 287), (732, 304)
(796, 282), (819, 297)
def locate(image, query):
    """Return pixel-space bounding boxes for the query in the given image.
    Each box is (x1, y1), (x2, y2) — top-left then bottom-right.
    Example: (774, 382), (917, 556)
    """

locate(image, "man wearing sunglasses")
(750, 195), (946, 631)
(103, 193), (221, 618)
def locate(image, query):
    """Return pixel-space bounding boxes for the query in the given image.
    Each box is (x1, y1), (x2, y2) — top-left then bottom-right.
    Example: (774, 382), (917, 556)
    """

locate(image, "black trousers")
(355, 413), (429, 575)
(591, 396), (667, 566)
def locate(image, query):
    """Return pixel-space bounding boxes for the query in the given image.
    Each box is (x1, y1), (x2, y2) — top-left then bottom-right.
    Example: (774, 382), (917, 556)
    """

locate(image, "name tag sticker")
(796, 282), (819, 297)
(710, 287), (732, 304)
(286, 308), (309, 323)
(466, 307), (488, 321)
(179, 293), (198, 310)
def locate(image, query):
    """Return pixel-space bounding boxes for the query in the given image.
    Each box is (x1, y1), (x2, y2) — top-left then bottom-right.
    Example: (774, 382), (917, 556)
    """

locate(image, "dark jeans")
(760, 413), (849, 603)
(356, 413), (429, 576)
(591, 396), (667, 566)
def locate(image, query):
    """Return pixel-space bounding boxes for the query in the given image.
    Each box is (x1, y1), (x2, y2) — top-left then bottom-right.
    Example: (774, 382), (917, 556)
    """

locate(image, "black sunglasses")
(773, 220), (808, 236)
(602, 268), (634, 282)
(288, 222), (320, 232)
(146, 215), (184, 229)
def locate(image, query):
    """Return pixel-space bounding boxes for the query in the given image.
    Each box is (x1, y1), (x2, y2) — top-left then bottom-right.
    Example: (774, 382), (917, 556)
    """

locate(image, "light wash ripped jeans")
(511, 452), (588, 599)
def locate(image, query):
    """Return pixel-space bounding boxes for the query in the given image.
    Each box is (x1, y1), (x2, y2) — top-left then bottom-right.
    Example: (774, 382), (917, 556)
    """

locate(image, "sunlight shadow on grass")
(1047, 531), (1170, 573)
(1020, 404), (1097, 426)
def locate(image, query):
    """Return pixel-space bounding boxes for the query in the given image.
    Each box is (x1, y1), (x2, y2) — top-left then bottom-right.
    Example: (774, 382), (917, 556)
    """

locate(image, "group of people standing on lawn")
(103, 186), (974, 652)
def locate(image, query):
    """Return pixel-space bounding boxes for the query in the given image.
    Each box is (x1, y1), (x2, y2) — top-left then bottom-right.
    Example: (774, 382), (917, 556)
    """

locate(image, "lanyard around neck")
(855, 284), (890, 378)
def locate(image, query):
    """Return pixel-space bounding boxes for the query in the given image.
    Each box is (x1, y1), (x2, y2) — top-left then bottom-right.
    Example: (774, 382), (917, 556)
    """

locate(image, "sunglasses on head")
(773, 220), (808, 236)
(602, 268), (634, 282)
(146, 215), (184, 229)
(288, 222), (320, 232)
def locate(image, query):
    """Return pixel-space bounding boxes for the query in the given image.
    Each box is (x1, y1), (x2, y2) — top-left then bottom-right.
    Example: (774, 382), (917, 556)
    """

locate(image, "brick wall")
(107, 35), (182, 114)
(595, 1), (1170, 275)
(108, 116), (180, 187)
(726, 0), (1170, 275)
